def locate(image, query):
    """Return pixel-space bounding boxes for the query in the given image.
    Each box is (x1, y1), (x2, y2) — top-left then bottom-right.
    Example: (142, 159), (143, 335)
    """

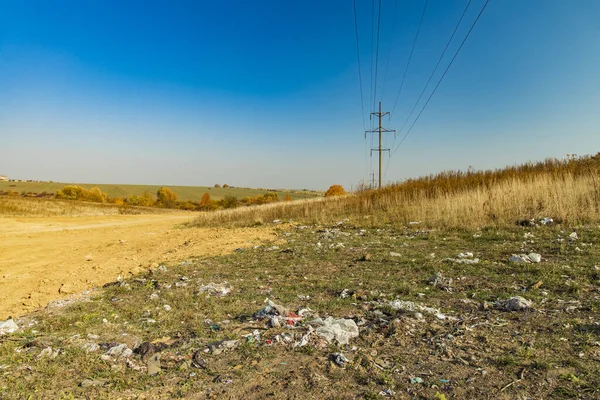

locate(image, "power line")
(397, 0), (473, 136)
(390, 0), (492, 158)
(390, 0), (429, 119)
(353, 0), (369, 180)
(372, 0), (382, 112)
(380, 0), (399, 103)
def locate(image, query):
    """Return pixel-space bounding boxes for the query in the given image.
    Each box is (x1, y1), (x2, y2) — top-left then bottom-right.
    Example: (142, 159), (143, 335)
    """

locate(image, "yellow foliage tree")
(156, 187), (177, 207)
(200, 193), (211, 206)
(324, 185), (347, 197)
(284, 194), (292, 202)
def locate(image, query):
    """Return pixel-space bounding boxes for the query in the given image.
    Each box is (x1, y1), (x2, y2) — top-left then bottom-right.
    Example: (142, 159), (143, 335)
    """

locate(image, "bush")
(214, 184), (221, 188)
(156, 187), (177, 207)
(126, 192), (154, 207)
(284, 194), (292, 202)
(324, 185), (347, 197)
(220, 194), (238, 209)
(223, 184), (230, 188)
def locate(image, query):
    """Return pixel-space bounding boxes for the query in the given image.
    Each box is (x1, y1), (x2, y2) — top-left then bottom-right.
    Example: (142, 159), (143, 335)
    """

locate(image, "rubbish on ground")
(208, 339), (240, 355)
(509, 253), (542, 263)
(499, 296), (533, 311)
(331, 353), (349, 367)
(411, 377), (424, 384)
(339, 289), (352, 299)
(37, 347), (59, 359)
(457, 252), (474, 259)
(540, 217), (553, 225)
(107, 343), (133, 358)
(147, 353), (161, 375)
(569, 232), (578, 240)
(80, 379), (106, 388)
(192, 350), (208, 369)
(379, 389), (395, 397)
(389, 252), (401, 257)
(0, 319), (18, 335)
(389, 300), (440, 316)
(197, 282), (232, 297)
(443, 257), (479, 265)
(528, 253), (542, 263)
(309, 317), (359, 345)
(428, 272), (453, 291)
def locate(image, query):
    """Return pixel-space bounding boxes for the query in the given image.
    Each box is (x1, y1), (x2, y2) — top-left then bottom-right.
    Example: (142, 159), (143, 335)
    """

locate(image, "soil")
(0, 214), (276, 319)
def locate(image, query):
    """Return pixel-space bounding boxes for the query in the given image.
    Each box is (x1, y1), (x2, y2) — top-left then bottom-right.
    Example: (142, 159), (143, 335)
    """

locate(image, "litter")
(0, 319), (18, 336)
(540, 217), (554, 225)
(309, 317), (359, 345)
(411, 377), (424, 384)
(428, 272), (453, 291)
(498, 296), (533, 311)
(197, 282), (232, 297)
(379, 389), (395, 397)
(331, 353), (349, 367)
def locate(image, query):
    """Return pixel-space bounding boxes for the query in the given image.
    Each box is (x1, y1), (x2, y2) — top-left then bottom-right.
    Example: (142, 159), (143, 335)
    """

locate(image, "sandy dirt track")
(0, 214), (276, 319)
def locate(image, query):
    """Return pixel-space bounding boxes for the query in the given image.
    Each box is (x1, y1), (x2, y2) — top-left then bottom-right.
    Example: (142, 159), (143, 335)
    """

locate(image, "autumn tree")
(200, 192), (211, 206)
(324, 184), (347, 197)
(284, 194), (292, 202)
(156, 187), (177, 207)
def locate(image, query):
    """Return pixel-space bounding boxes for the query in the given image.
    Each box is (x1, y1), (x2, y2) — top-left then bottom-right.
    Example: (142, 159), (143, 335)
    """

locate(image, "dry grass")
(190, 172), (600, 228)
(0, 197), (181, 217)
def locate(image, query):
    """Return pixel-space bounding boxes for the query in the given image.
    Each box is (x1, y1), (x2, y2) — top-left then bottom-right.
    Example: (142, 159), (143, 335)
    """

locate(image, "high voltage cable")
(390, 0), (492, 158)
(372, 0), (382, 112)
(390, 0), (429, 119)
(380, 0), (399, 103)
(353, 0), (369, 180)
(353, 0), (367, 132)
(396, 0), (472, 136)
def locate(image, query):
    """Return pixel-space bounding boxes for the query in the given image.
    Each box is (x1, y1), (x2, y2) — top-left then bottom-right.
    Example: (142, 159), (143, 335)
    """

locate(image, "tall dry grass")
(190, 167), (600, 229)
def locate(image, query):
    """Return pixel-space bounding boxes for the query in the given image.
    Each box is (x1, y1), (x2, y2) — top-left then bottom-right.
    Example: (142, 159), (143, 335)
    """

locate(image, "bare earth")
(0, 214), (276, 319)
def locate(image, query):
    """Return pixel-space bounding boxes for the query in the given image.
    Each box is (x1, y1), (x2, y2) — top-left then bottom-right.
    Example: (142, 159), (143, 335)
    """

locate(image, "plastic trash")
(309, 317), (359, 345)
(331, 353), (349, 366)
(501, 296), (533, 311)
(197, 282), (231, 297)
(0, 319), (18, 335)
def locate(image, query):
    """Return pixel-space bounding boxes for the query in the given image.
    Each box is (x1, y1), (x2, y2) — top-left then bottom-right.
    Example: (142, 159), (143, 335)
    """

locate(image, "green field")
(0, 181), (320, 202)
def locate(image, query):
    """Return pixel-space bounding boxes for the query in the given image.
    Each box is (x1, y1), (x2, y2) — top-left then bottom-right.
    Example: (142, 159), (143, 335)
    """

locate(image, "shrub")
(324, 185), (347, 197)
(284, 194), (292, 202)
(214, 184), (221, 188)
(85, 187), (107, 203)
(223, 184), (230, 188)
(220, 194), (238, 209)
(126, 192), (154, 207)
(156, 187), (177, 207)
(200, 193), (211, 206)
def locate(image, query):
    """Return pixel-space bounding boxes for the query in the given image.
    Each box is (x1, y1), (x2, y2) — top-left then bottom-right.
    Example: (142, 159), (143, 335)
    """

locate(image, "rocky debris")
(569, 232), (578, 240)
(81, 342), (100, 353)
(106, 343), (133, 358)
(197, 282), (231, 297)
(498, 296), (533, 311)
(509, 253), (541, 263)
(427, 272), (453, 292)
(0, 319), (18, 335)
(309, 317), (359, 346)
(457, 252), (474, 259)
(388, 300), (452, 320)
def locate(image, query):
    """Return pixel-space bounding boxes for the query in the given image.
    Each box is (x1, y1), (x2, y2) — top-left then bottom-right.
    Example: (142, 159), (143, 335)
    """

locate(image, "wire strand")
(390, 0), (429, 119)
(390, 0), (492, 158)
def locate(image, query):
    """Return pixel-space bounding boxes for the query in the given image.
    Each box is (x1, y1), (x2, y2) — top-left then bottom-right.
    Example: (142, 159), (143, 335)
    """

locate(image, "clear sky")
(1, 0), (599, 190)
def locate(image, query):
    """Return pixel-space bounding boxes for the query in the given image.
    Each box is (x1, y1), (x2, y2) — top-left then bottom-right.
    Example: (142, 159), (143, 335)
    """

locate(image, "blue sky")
(1, 0), (599, 190)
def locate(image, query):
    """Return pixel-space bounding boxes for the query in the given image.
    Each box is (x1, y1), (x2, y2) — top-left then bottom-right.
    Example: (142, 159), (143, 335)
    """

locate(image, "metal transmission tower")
(365, 102), (395, 189)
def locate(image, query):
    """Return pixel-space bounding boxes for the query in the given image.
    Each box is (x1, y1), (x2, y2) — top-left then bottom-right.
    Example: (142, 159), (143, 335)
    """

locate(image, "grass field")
(0, 181), (320, 202)
(1, 220), (599, 399)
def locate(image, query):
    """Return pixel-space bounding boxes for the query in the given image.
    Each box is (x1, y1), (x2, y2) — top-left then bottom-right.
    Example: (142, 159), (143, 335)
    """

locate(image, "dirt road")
(0, 214), (277, 319)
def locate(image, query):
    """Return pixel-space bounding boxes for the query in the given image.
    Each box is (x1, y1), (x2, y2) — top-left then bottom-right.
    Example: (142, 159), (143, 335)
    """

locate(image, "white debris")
(528, 253), (542, 263)
(197, 282), (232, 297)
(149, 293), (159, 300)
(389, 252), (401, 257)
(408, 221), (421, 225)
(81, 342), (99, 353)
(540, 217), (553, 225)
(37, 347), (59, 359)
(502, 296), (533, 311)
(457, 252), (474, 259)
(339, 289), (351, 299)
(309, 317), (359, 345)
(389, 300), (440, 316)
(107, 344), (133, 358)
(443, 257), (480, 265)
(0, 319), (18, 336)
(524, 232), (535, 239)
(569, 232), (578, 240)
(163, 304), (172, 312)
(509, 254), (531, 263)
